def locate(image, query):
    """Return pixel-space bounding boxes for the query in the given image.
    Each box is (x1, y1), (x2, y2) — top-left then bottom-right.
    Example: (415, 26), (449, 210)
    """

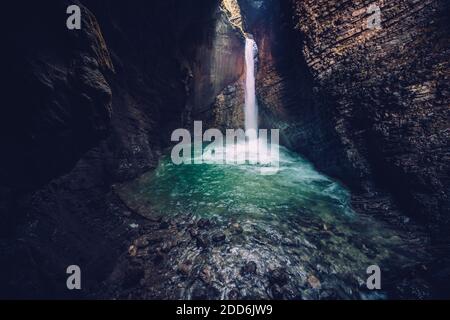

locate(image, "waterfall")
(244, 37), (258, 138)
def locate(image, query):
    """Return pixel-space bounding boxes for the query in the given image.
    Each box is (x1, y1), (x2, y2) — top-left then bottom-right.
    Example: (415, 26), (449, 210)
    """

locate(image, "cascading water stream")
(244, 37), (259, 137)
(242, 36), (273, 165)
(205, 36), (273, 166)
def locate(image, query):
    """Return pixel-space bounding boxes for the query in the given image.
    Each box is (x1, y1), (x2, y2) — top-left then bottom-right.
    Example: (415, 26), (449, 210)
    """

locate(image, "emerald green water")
(123, 144), (353, 223)
(118, 143), (428, 299)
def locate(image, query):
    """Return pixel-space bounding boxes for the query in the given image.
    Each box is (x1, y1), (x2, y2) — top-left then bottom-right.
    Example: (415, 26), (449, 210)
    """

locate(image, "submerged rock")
(307, 275), (321, 289)
(197, 218), (212, 229)
(122, 268), (145, 289)
(228, 288), (240, 300)
(269, 284), (284, 299)
(230, 223), (244, 234)
(135, 238), (149, 249)
(178, 260), (193, 276)
(191, 282), (220, 300)
(159, 221), (170, 229)
(196, 235), (209, 248)
(241, 261), (258, 276)
(212, 232), (226, 243)
(268, 268), (289, 286)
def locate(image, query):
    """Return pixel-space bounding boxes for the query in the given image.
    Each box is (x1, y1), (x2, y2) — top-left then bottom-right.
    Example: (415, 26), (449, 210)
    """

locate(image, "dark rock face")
(291, 0), (450, 235)
(0, 2), (115, 297)
(0, 0), (225, 298)
(239, 0), (449, 238)
(1, 1), (113, 191)
(0, 0), (252, 299)
(240, 0), (361, 188)
(187, 1), (246, 129)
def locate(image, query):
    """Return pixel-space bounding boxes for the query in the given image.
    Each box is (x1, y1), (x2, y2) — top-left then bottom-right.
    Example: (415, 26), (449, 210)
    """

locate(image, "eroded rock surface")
(292, 0), (450, 234)
(239, 0), (449, 238)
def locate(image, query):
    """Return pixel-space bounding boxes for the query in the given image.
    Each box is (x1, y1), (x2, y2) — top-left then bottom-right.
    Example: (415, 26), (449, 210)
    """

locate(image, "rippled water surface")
(117, 143), (429, 299)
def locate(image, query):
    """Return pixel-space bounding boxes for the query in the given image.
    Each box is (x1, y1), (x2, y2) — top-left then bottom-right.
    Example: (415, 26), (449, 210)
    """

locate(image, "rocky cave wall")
(0, 0), (259, 299)
(1, 1), (117, 297)
(238, 0), (359, 186)
(1, 1), (113, 230)
(0, 0), (239, 298)
(187, 1), (247, 130)
(237, 0), (449, 238)
(291, 0), (450, 236)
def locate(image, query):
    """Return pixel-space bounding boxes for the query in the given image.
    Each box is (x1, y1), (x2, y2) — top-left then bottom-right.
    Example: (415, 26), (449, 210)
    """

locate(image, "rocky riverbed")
(97, 146), (434, 300)
(98, 204), (433, 300)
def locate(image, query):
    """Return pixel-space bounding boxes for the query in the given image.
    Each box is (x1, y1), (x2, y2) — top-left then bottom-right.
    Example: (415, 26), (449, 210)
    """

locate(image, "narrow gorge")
(0, 0), (449, 300)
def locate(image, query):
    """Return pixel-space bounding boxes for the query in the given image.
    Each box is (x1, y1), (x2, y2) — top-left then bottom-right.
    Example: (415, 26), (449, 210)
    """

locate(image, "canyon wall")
(291, 0), (450, 235)
(239, 0), (359, 186)
(0, 0), (241, 298)
(0, 1), (115, 297)
(238, 0), (449, 237)
(1, 0), (113, 202)
(188, 0), (246, 130)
